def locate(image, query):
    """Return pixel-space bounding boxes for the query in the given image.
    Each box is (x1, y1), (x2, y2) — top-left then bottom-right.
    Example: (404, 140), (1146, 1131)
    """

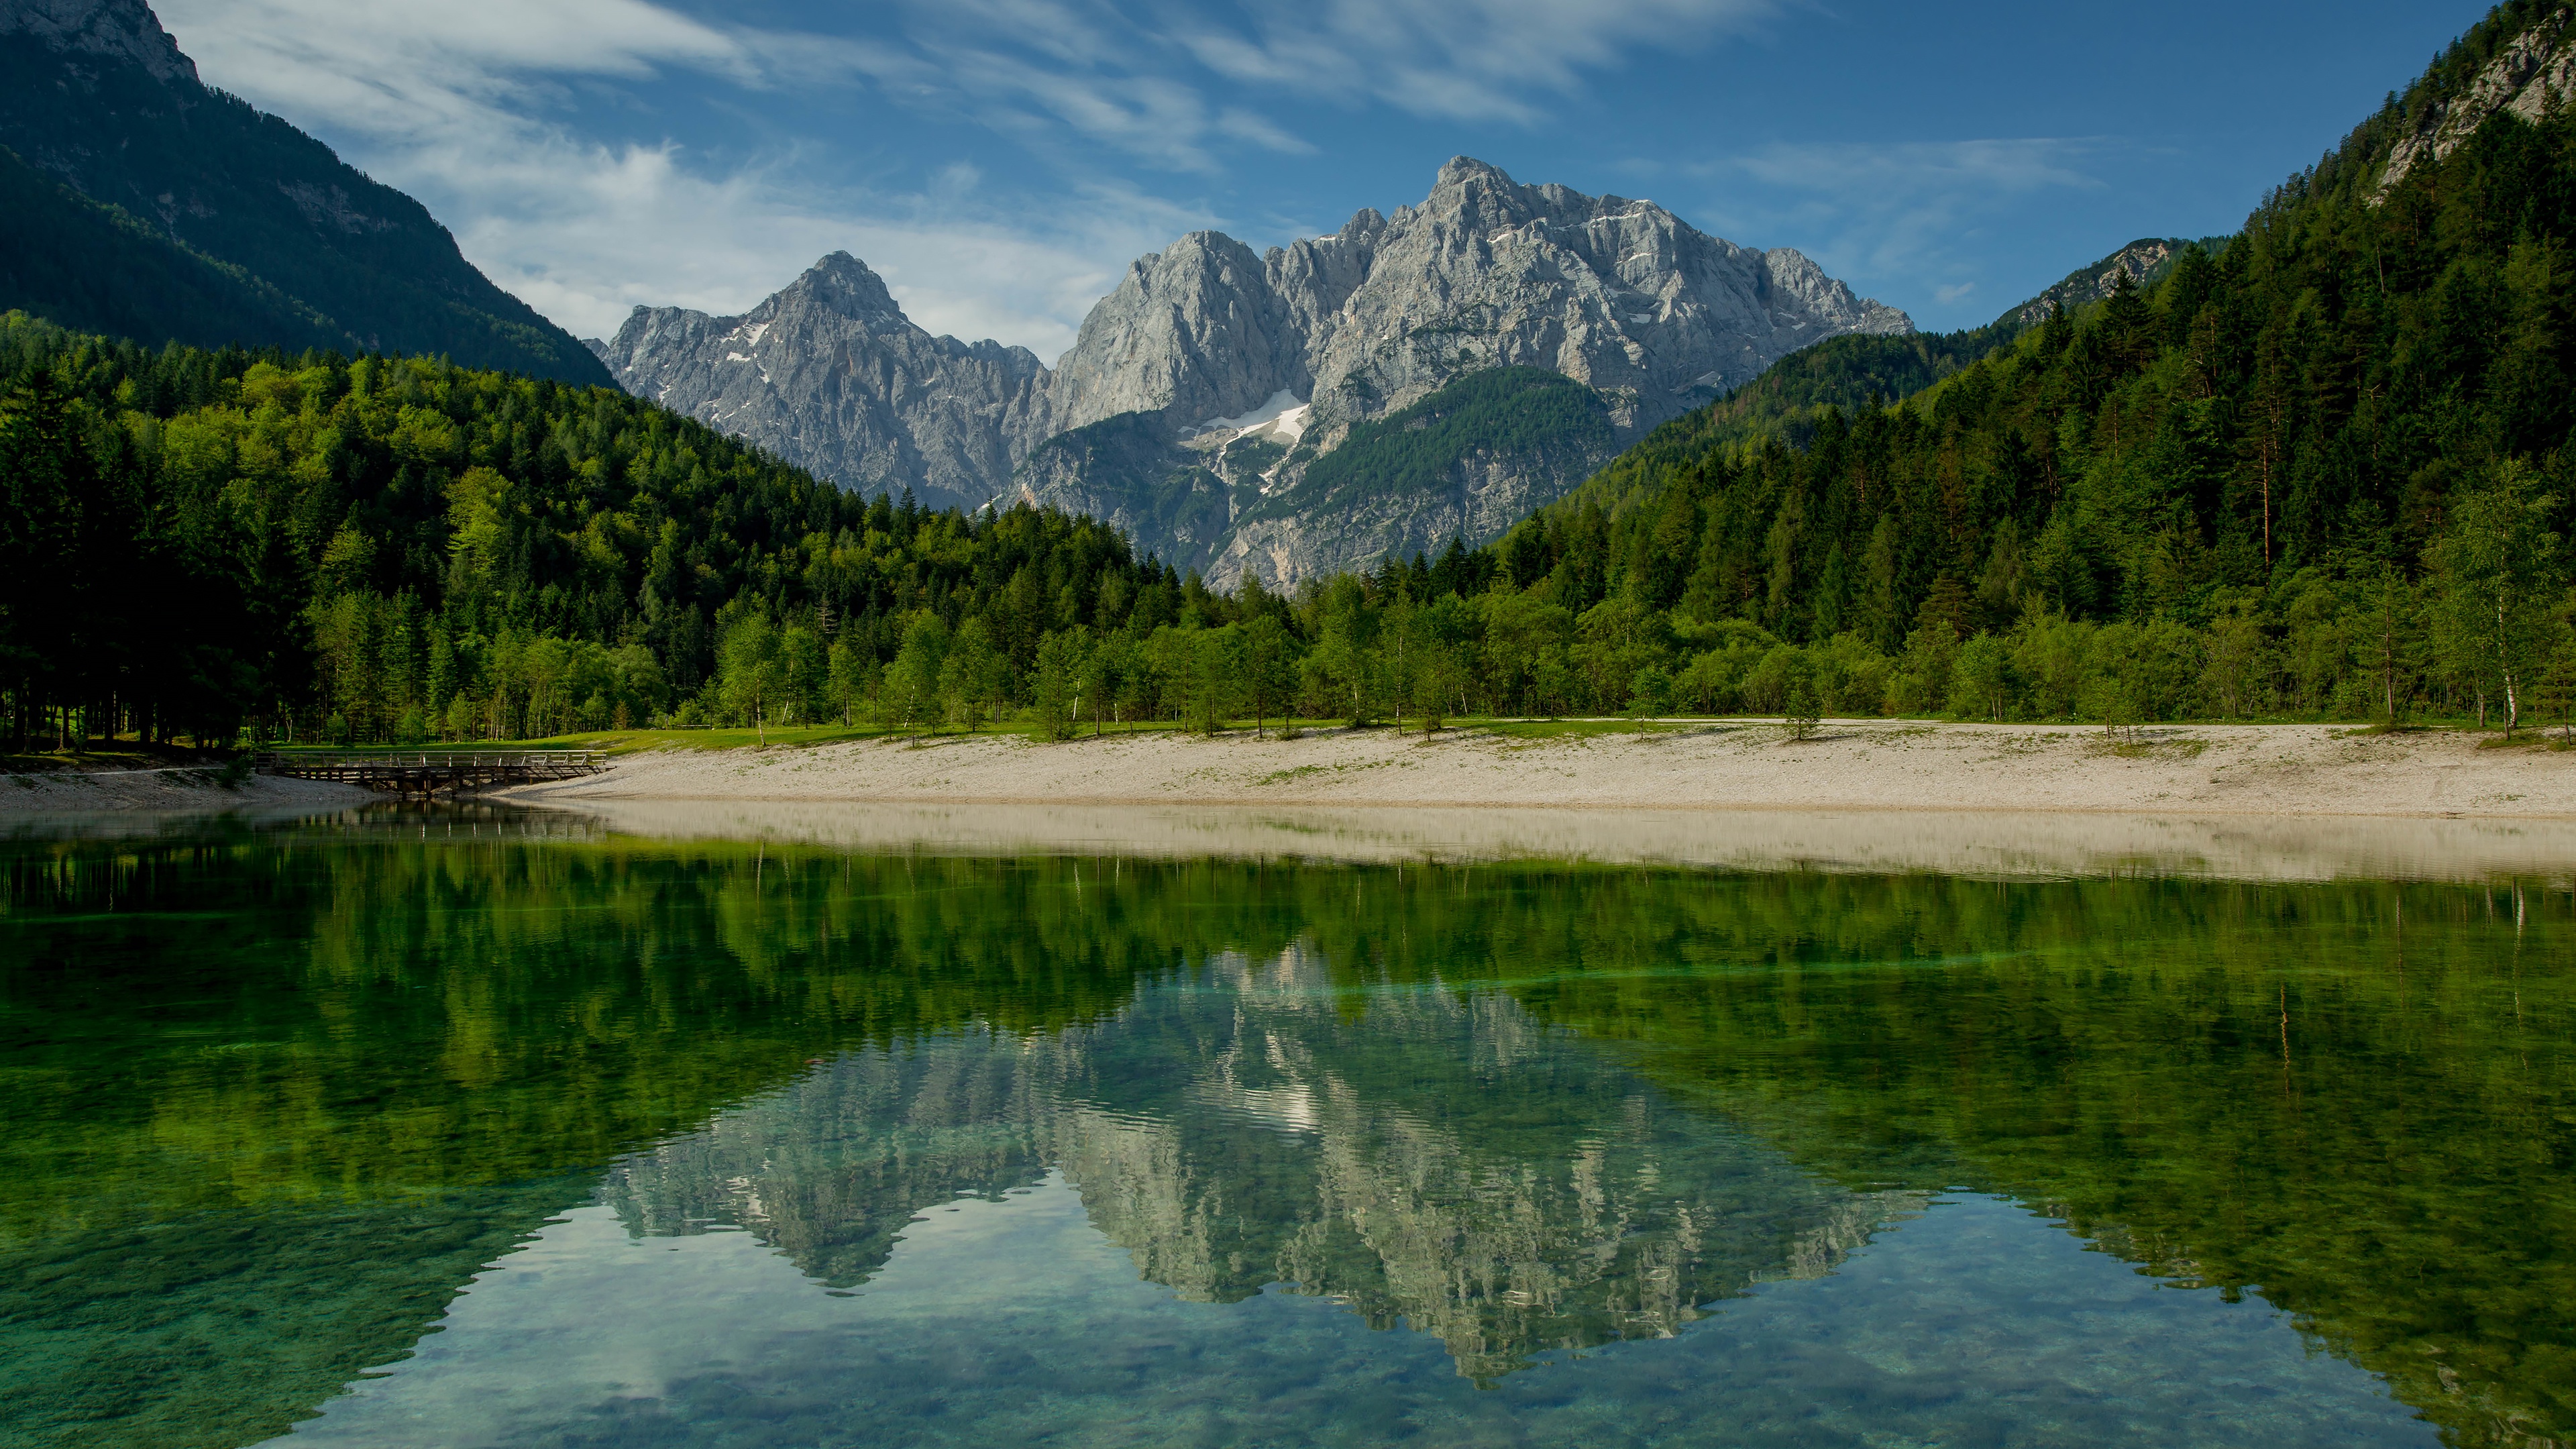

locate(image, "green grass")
(2474, 731), (2558, 751)
(307, 718), (1203, 755)
(1481, 719), (1707, 741)
(1, 741), (235, 773)
(237, 711), (2558, 759)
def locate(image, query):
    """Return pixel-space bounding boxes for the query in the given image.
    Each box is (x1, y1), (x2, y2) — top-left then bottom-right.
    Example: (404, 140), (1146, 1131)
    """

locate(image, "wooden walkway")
(255, 751), (610, 798)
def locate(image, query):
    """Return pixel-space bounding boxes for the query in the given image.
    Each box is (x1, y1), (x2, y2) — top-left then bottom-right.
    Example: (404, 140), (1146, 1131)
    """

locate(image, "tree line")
(1461, 0), (2576, 735)
(8, 9), (2576, 748)
(0, 313), (1177, 749)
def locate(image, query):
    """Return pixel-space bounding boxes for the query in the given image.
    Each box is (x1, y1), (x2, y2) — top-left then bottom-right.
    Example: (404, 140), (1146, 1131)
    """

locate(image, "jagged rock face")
(2377, 13), (2576, 200)
(1212, 431), (1613, 594)
(1049, 231), (1310, 435)
(594, 157), (1911, 564)
(596, 254), (1050, 509)
(1201, 366), (1617, 590)
(1007, 412), (1237, 564)
(1285, 158), (1909, 445)
(0, 0), (196, 85)
(2004, 239), (2189, 329)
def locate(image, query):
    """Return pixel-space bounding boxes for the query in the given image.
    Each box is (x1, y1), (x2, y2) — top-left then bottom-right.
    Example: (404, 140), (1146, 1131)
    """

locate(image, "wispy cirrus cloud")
(153, 0), (1211, 349)
(148, 0), (1794, 346)
(863, 0), (1776, 168)
(1667, 137), (2112, 319)
(1172, 0), (1781, 123)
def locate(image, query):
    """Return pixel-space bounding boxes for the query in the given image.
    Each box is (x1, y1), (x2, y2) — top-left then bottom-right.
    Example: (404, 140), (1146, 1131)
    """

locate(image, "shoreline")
(0, 768), (371, 816)
(498, 720), (2576, 821)
(502, 799), (2576, 885)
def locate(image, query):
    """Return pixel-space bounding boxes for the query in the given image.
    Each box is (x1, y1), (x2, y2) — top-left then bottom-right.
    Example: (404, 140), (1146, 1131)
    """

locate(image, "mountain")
(599, 949), (1923, 1387)
(1529, 236), (2243, 535)
(594, 158), (1909, 585)
(1439, 0), (2576, 726)
(0, 0), (610, 384)
(1994, 235), (2230, 329)
(2372, 2), (2576, 197)
(596, 254), (1049, 503)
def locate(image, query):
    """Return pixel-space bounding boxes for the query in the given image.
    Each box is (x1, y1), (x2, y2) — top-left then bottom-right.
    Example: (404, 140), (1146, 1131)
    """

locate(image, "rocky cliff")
(2375, 9), (2576, 199)
(596, 254), (1050, 504)
(595, 158), (1911, 584)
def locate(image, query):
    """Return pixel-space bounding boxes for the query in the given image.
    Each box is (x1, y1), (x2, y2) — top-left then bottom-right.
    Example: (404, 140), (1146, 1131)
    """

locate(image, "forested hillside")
(11, 3), (2576, 750)
(0, 0), (609, 384)
(1544, 238), (2228, 528)
(0, 315), (1183, 749)
(1453, 0), (2576, 729)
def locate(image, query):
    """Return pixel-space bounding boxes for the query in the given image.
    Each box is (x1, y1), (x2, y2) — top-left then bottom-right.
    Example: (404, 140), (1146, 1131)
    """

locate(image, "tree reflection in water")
(1, 813), (2567, 1446)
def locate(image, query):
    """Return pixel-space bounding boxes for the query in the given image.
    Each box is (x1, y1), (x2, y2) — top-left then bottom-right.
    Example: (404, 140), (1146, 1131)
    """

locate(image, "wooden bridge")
(255, 751), (610, 798)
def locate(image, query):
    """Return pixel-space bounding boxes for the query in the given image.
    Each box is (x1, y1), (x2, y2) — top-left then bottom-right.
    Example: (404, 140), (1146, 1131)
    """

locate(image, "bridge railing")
(256, 750), (612, 771)
(254, 751), (612, 793)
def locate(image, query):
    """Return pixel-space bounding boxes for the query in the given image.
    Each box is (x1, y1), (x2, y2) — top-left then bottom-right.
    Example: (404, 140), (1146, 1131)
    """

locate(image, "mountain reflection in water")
(0, 809), (2567, 1447)
(598, 951), (1923, 1383)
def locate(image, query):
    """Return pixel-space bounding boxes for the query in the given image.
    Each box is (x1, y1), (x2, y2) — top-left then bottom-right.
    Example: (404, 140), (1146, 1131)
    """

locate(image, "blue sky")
(158, 0), (2488, 357)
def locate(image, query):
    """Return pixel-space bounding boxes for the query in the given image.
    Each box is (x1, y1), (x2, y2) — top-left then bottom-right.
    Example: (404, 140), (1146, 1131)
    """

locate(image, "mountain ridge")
(594, 157), (1911, 583)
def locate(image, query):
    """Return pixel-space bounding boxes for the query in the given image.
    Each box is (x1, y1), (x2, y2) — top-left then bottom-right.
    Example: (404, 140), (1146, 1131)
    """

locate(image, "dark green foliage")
(0, 313), (1169, 747)
(0, 145), (343, 354)
(0, 29), (608, 384)
(1279, 366), (1611, 519)
(1545, 239), (2230, 527)
(1016, 410), (1232, 554)
(1549, 330), (2007, 528)
(1992, 235), (2233, 329)
(1450, 1), (2576, 724)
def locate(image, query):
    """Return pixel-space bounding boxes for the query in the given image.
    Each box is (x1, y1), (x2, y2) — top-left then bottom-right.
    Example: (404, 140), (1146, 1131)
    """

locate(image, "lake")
(3, 804), (2569, 1447)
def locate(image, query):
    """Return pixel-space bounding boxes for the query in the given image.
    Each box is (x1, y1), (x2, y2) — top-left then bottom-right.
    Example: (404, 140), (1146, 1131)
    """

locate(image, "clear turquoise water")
(3, 809), (2569, 1446)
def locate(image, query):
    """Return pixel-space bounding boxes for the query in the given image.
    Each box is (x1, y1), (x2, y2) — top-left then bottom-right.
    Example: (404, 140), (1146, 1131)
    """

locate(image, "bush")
(1949, 635), (2017, 720)
(1741, 644), (1809, 714)
(1783, 680), (1822, 741)
(1627, 664), (1674, 717)
(1886, 623), (1959, 716)
(1811, 633), (1890, 715)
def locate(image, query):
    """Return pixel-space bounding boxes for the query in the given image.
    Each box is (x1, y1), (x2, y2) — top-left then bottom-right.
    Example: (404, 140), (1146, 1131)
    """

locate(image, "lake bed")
(3, 804), (2567, 1447)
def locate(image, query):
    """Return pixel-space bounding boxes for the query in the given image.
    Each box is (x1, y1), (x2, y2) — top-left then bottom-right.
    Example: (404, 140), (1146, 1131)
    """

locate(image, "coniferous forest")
(8, 2), (2576, 749)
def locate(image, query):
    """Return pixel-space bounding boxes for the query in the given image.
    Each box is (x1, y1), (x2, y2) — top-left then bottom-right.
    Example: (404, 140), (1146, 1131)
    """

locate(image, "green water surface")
(2, 809), (2570, 1447)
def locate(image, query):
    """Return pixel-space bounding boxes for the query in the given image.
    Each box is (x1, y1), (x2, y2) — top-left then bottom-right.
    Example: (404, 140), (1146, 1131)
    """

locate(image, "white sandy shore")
(486, 720), (2576, 882)
(516, 798), (2576, 885)
(503, 720), (2576, 820)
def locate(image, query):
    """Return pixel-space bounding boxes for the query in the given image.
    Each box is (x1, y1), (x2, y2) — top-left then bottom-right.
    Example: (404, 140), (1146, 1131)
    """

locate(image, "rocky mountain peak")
(781, 251), (907, 325)
(0, 0), (197, 85)
(1336, 207), (1387, 242)
(1050, 229), (1306, 435)
(1432, 154), (1513, 191)
(596, 156), (1912, 586)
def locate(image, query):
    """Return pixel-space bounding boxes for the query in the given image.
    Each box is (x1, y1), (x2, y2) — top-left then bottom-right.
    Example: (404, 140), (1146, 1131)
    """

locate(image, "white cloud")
(1174, 0), (1780, 122)
(150, 0), (1205, 352)
(863, 0), (1774, 166)
(432, 139), (1205, 357)
(1215, 107), (1314, 155)
(146, 0), (1794, 351)
(1934, 282), (1977, 305)
(1687, 138), (2108, 297)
